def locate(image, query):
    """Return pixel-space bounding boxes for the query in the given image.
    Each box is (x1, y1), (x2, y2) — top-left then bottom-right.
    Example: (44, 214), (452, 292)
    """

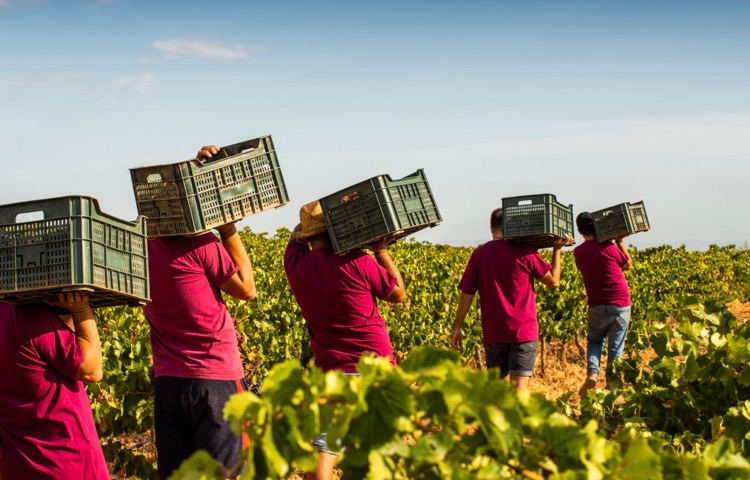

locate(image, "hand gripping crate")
(130, 135), (289, 237)
(319, 169), (442, 254)
(501, 193), (574, 249)
(592, 201), (650, 242)
(0, 196), (149, 308)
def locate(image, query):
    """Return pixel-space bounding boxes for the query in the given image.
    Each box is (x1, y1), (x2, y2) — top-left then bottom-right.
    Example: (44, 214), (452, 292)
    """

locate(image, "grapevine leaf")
(620, 438), (661, 479)
(167, 450), (226, 480)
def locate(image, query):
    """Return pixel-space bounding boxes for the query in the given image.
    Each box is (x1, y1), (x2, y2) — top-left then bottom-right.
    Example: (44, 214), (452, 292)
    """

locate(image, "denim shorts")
(484, 341), (538, 377)
(311, 432), (342, 455)
(310, 372), (359, 455)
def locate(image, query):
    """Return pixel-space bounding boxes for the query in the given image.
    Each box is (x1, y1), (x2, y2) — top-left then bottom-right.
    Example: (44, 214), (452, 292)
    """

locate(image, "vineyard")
(91, 228), (750, 479)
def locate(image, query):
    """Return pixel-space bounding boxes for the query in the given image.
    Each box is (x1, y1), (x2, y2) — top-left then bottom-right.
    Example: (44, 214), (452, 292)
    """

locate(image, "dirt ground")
(531, 300), (749, 401)
(110, 301), (750, 478)
(728, 299), (750, 322)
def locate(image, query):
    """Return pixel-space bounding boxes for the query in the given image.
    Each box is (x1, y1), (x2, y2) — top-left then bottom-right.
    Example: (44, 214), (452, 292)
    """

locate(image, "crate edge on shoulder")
(591, 200), (650, 242)
(501, 193), (575, 249)
(319, 169), (443, 255)
(0, 195), (150, 308)
(130, 134), (289, 238)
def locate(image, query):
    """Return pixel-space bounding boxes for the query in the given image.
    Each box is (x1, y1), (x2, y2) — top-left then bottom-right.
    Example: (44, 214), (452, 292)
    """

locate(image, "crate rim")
(128, 134), (274, 170)
(591, 200), (646, 212)
(502, 192), (557, 199)
(0, 194), (147, 227)
(501, 192), (572, 208)
(319, 168), (428, 199)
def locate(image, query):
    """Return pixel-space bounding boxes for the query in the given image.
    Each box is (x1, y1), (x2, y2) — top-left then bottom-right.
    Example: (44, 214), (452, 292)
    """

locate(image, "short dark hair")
(490, 208), (503, 230)
(576, 212), (595, 236)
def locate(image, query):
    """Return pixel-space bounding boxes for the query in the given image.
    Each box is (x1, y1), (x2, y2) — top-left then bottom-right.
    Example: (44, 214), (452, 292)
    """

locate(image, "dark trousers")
(154, 376), (248, 479)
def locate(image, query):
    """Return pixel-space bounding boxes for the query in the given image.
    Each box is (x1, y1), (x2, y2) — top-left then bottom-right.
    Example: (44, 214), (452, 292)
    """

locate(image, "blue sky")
(1, 0), (748, 249)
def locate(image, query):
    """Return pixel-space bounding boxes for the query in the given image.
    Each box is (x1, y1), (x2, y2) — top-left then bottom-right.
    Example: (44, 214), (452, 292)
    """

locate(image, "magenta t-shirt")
(458, 239), (551, 344)
(144, 233), (244, 380)
(0, 303), (109, 479)
(573, 239), (631, 307)
(283, 237), (397, 373)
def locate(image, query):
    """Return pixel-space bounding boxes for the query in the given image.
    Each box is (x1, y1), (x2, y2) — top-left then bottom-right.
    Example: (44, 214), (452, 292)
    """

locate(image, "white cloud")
(152, 37), (262, 60)
(0, 69), (156, 96)
(106, 73), (156, 95)
(0, 69), (87, 89)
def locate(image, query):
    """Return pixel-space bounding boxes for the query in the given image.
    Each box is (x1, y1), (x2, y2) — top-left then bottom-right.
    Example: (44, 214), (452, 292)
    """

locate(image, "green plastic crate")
(319, 169), (442, 254)
(592, 201), (650, 242)
(130, 135), (289, 237)
(502, 193), (574, 249)
(0, 196), (149, 307)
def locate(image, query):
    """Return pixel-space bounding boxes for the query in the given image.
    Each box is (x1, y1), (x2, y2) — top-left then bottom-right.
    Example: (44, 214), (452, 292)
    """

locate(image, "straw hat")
(297, 200), (327, 238)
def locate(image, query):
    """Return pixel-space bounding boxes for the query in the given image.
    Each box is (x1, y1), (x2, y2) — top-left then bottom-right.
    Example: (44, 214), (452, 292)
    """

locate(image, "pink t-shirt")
(283, 237), (397, 373)
(573, 239), (631, 307)
(458, 239), (552, 344)
(0, 303), (109, 479)
(144, 234), (244, 380)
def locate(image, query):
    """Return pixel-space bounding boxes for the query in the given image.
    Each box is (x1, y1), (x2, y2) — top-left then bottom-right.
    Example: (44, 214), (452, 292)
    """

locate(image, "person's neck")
(309, 237), (331, 250)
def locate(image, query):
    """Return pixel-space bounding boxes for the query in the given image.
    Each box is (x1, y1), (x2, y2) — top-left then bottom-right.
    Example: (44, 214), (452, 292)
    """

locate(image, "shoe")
(578, 373), (598, 397)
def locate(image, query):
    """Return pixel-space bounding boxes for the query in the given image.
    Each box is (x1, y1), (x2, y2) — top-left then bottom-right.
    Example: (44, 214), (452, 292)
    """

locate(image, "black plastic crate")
(502, 193), (574, 249)
(319, 169), (442, 254)
(0, 196), (149, 308)
(592, 201), (650, 242)
(130, 135), (289, 237)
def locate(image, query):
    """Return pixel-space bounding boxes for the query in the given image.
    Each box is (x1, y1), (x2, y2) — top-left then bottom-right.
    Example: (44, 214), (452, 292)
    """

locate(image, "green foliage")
(168, 450), (228, 480)
(88, 305), (156, 477)
(178, 348), (749, 479)
(569, 299), (750, 462)
(84, 229), (750, 477)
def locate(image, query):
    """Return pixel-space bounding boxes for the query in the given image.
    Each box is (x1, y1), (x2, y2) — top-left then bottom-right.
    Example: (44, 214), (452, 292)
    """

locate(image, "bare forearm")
(616, 240), (631, 259)
(543, 235), (573, 288)
(616, 239), (634, 270)
(375, 250), (403, 289)
(450, 292), (474, 350)
(453, 293), (474, 330)
(374, 249), (405, 303)
(72, 308), (102, 383)
(220, 226), (256, 298)
(548, 247), (563, 284)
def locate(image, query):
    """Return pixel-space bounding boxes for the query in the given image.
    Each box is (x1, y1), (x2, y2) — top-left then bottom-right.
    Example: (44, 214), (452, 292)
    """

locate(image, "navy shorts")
(154, 376), (249, 479)
(484, 341), (538, 378)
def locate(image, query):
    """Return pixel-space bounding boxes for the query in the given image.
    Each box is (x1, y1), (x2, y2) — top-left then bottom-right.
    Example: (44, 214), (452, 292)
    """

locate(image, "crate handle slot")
(202, 139), (261, 165)
(340, 192), (359, 204)
(147, 173), (164, 183)
(17, 249), (45, 267)
(517, 200), (533, 206)
(15, 211), (45, 223)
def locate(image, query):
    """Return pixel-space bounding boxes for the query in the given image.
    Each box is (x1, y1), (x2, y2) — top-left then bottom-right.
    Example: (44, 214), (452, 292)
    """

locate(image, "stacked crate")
(130, 135), (289, 237)
(0, 196), (149, 307)
(501, 193), (574, 249)
(319, 169), (442, 254)
(591, 201), (650, 242)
